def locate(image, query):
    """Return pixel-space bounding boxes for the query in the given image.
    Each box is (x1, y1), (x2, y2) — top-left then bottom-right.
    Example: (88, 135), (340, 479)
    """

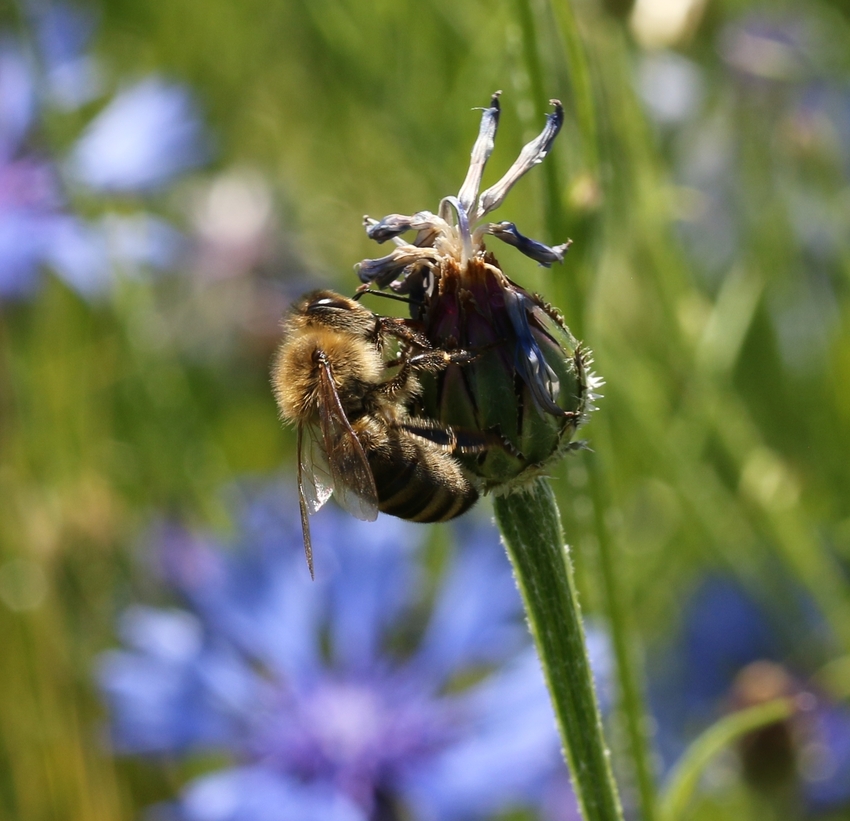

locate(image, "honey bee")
(272, 289), (480, 575)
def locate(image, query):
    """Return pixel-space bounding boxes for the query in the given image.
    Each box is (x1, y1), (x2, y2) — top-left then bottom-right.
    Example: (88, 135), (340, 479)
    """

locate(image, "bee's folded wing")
(299, 424), (335, 514)
(316, 361), (379, 522)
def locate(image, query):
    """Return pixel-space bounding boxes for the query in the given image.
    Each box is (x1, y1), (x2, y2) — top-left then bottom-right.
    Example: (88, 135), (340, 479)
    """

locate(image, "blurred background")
(3, 0), (850, 818)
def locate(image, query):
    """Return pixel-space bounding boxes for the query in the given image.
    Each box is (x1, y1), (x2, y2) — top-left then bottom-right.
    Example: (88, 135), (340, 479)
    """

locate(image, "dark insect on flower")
(650, 578), (850, 813)
(272, 290), (488, 575)
(356, 92), (601, 490)
(730, 661), (802, 793)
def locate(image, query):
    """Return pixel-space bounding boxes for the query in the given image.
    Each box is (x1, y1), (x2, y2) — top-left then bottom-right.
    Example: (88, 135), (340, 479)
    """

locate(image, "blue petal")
(0, 40), (36, 158)
(413, 518), (524, 683)
(32, 3), (95, 71)
(680, 578), (784, 708)
(101, 605), (285, 752)
(118, 605), (204, 661)
(402, 648), (565, 820)
(43, 215), (112, 296)
(98, 606), (274, 755)
(47, 54), (102, 111)
(68, 77), (208, 192)
(228, 481), (422, 676)
(323, 515), (421, 670)
(178, 767), (367, 821)
(405, 626), (611, 819)
(486, 221), (571, 267)
(503, 288), (566, 417)
(102, 213), (186, 271)
(804, 702), (850, 810)
(0, 212), (48, 297)
(155, 521), (324, 686)
(356, 252), (412, 287)
(31, 3), (103, 110)
(97, 647), (236, 754)
(649, 576), (795, 771)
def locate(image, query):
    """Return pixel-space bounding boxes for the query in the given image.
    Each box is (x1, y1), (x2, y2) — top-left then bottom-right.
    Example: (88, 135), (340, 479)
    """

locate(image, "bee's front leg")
(373, 316), (431, 351)
(406, 349), (479, 373)
(378, 348), (478, 399)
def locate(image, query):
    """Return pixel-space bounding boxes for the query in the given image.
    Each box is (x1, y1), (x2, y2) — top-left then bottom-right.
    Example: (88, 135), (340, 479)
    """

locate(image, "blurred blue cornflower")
(68, 77), (208, 193)
(0, 3), (207, 300)
(650, 577), (850, 813)
(98, 483), (609, 821)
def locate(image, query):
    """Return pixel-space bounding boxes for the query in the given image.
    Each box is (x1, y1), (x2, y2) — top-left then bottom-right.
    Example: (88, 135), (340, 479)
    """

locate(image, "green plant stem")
(514, 5), (657, 815)
(658, 698), (795, 821)
(494, 479), (624, 821)
(587, 450), (658, 821)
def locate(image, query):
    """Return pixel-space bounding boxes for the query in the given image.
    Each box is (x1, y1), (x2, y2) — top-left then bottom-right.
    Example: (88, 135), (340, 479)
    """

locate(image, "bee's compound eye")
(307, 295), (351, 312)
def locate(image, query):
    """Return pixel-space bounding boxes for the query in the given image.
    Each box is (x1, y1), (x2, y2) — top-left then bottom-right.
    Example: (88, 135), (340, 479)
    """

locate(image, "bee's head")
(294, 289), (375, 336)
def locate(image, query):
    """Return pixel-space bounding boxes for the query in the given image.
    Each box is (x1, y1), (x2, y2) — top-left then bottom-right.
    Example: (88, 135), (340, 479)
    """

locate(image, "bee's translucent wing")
(299, 423), (334, 514)
(295, 424), (320, 578)
(316, 359), (379, 522)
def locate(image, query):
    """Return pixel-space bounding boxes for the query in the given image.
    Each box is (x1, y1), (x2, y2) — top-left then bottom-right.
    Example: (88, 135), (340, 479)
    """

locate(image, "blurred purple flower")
(29, 2), (103, 109)
(650, 577), (850, 812)
(0, 41), (57, 296)
(719, 14), (813, 83)
(0, 5), (207, 300)
(68, 78), (208, 192)
(636, 51), (704, 127)
(0, 37), (37, 156)
(98, 483), (607, 821)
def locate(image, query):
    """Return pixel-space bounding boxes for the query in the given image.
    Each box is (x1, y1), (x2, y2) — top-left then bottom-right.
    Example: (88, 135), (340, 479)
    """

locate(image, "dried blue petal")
(486, 221), (573, 266)
(503, 288), (565, 417)
(356, 246), (438, 287)
(363, 211), (445, 243)
(476, 100), (564, 219)
(457, 91), (501, 216)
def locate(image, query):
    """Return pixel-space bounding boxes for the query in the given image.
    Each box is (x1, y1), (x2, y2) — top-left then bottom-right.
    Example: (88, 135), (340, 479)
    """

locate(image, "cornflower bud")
(357, 92), (602, 490)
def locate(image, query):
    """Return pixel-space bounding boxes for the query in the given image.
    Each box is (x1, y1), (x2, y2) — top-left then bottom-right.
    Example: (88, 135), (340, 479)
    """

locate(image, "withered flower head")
(356, 92), (601, 490)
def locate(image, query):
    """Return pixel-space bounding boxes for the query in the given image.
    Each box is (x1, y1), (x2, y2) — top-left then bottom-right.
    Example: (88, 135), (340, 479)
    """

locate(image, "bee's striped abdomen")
(369, 452), (477, 523)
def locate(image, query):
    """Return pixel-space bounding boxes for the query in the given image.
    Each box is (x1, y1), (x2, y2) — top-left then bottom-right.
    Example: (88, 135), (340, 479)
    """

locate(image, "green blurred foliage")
(4, 0), (850, 818)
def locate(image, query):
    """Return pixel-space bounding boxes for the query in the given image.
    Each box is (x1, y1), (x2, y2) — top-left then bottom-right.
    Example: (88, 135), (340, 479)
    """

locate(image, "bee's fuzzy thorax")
(273, 326), (383, 423)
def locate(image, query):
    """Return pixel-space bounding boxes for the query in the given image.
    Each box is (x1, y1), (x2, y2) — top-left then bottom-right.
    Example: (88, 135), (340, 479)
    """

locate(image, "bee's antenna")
(353, 288), (422, 308)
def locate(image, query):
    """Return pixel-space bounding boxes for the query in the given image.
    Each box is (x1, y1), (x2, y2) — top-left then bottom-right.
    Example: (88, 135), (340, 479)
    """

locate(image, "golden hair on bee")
(273, 290), (385, 424)
(272, 289), (483, 577)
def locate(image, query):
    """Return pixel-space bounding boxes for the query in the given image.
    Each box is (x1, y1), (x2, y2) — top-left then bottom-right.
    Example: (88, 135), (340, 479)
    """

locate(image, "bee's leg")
(353, 287), (414, 307)
(378, 348), (478, 399)
(373, 316), (431, 350)
(376, 356), (419, 398)
(407, 349), (479, 372)
(398, 419), (505, 456)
